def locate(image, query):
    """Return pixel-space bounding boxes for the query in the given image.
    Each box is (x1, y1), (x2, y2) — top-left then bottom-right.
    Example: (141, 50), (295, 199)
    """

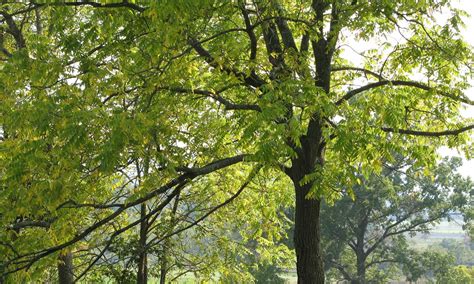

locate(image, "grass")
(408, 218), (468, 249)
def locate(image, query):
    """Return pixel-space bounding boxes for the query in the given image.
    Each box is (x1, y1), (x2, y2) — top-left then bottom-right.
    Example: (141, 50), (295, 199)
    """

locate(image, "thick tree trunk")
(58, 251), (74, 284)
(294, 182), (324, 283)
(289, 110), (327, 283)
(288, 115), (327, 284)
(286, 8), (333, 281)
(137, 204), (148, 284)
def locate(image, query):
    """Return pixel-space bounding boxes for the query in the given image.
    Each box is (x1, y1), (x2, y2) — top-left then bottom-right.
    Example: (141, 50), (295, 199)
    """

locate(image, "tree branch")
(331, 66), (385, 81)
(239, 2), (258, 61)
(146, 164), (262, 249)
(0, 26), (12, 57)
(34, 7), (42, 35)
(9, 220), (51, 230)
(32, 1), (146, 12)
(300, 32), (310, 53)
(176, 154), (247, 176)
(1, 11), (26, 49)
(327, 259), (352, 281)
(365, 210), (448, 258)
(188, 38), (265, 88)
(259, 18), (284, 68)
(381, 124), (474, 137)
(1, 154), (248, 276)
(365, 258), (397, 269)
(74, 182), (186, 282)
(274, 4), (298, 51)
(336, 80), (474, 106)
(159, 86), (261, 111)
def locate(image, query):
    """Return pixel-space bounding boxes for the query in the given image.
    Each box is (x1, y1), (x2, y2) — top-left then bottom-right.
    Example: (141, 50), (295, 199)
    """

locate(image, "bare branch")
(176, 154), (247, 176)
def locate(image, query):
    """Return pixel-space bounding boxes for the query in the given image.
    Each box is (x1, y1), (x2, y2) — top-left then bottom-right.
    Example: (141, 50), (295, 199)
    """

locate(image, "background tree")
(322, 157), (473, 283)
(1, 1), (474, 283)
(436, 265), (474, 284)
(436, 238), (474, 266)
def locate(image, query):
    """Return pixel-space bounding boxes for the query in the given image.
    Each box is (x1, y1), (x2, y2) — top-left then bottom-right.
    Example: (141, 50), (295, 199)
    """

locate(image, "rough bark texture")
(137, 204), (148, 284)
(288, 31), (333, 282)
(58, 251), (74, 284)
(289, 144), (326, 284)
(294, 182), (324, 284)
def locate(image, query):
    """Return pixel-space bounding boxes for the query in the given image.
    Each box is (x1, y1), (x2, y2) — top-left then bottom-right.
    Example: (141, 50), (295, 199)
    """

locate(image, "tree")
(437, 238), (474, 266)
(321, 157), (473, 283)
(1, 1), (474, 283)
(436, 265), (474, 284)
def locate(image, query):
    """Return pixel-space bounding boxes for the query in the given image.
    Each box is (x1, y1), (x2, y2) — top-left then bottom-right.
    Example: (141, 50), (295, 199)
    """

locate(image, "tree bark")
(288, 36), (332, 283)
(289, 147), (326, 284)
(159, 258), (167, 284)
(352, 210), (369, 284)
(137, 203), (148, 284)
(288, 40), (331, 283)
(58, 251), (74, 284)
(351, 253), (366, 284)
(160, 190), (181, 284)
(293, 182), (325, 284)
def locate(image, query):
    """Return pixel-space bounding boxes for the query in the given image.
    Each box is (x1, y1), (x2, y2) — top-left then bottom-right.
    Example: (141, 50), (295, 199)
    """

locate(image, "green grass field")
(409, 217), (468, 249)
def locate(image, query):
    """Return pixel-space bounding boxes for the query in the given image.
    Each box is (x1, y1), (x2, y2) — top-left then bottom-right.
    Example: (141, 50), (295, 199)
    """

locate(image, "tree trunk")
(286, 11), (333, 281)
(293, 181), (325, 284)
(350, 254), (366, 284)
(159, 259), (167, 284)
(58, 251), (74, 284)
(352, 211), (368, 284)
(137, 204), (148, 284)
(355, 250), (367, 283)
(160, 190), (181, 284)
(289, 118), (326, 284)
(290, 150), (325, 284)
(354, 257), (366, 284)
